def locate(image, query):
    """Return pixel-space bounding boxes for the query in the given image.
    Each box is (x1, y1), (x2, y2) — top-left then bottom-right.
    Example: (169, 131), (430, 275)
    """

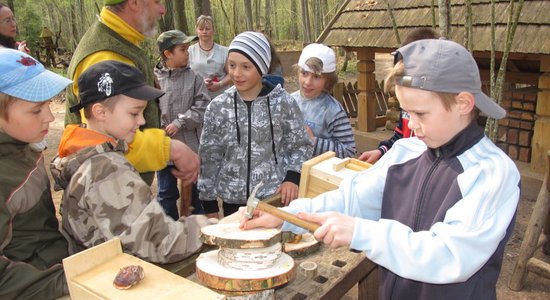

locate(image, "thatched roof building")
(318, 0), (550, 172)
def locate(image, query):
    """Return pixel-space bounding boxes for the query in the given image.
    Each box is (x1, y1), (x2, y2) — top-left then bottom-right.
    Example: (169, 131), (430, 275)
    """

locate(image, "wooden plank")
(531, 66), (550, 173)
(299, 152), (336, 198)
(333, 157), (351, 171)
(63, 239), (223, 300)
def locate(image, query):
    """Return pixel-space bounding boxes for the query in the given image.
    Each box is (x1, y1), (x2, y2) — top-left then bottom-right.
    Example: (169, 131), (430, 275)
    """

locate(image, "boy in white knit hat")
(198, 31), (313, 217)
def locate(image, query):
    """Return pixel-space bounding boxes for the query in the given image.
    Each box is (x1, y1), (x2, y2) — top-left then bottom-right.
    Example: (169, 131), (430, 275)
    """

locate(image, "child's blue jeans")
(157, 166), (204, 220)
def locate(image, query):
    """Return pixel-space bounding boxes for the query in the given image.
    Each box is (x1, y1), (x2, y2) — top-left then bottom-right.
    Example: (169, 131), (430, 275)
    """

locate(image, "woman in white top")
(188, 15), (231, 99)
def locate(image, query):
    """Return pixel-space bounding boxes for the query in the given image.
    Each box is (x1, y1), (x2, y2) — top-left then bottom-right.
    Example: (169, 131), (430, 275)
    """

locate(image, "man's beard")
(139, 12), (158, 38)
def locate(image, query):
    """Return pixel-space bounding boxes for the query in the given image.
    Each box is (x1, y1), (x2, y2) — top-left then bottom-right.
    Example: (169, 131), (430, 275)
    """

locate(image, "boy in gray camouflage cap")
(155, 29), (209, 219)
(52, 60), (212, 264)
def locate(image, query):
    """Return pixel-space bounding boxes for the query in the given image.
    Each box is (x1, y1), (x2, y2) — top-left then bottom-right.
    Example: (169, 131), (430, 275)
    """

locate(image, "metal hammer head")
(245, 182), (263, 219)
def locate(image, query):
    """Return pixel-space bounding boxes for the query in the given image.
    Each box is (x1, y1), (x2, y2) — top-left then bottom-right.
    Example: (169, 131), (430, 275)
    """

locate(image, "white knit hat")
(228, 31), (271, 75)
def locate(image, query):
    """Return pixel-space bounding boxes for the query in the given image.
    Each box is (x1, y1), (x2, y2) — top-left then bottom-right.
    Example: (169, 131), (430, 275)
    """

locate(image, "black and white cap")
(70, 60), (164, 113)
(228, 31), (271, 76)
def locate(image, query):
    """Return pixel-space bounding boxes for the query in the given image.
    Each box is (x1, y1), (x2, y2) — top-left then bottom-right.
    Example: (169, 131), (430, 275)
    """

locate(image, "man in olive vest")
(65, 0), (198, 184)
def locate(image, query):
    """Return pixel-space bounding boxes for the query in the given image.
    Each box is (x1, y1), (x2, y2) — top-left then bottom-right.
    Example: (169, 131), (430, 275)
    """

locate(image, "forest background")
(7, 0), (342, 57)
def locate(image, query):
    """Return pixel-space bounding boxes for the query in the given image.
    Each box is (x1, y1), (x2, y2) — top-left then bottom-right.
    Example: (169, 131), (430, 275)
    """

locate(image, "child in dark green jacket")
(0, 48), (72, 299)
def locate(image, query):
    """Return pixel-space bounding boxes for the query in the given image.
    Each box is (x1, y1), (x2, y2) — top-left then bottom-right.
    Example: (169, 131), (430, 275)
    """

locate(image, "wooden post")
(356, 49), (377, 132)
(531, 55), (550, 173)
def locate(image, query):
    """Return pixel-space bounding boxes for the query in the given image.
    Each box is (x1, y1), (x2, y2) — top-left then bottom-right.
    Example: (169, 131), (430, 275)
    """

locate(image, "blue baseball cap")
(0, 48), (72, 102)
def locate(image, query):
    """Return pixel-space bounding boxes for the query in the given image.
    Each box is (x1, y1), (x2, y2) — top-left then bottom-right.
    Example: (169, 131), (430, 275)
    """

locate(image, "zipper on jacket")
(413, 149), (442, 231)
(246, 101), (253, 199)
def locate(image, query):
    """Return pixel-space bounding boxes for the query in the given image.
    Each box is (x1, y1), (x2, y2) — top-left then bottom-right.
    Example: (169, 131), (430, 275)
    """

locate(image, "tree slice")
(218, 243), (282, 270)
(201, 223), (281, 249)
(283, 233), (320, 258)
(211, 288), (274, 300)
(196, 249), (295, 291)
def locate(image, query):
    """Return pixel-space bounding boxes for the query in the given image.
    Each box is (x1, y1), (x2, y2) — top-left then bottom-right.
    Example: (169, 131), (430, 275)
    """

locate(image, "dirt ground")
(44, 91), (549, 298)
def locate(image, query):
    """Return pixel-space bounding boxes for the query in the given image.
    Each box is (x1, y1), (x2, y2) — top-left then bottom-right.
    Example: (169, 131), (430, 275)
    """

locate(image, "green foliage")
(16, 1), (42, 52)
(27, 0), (345, 52)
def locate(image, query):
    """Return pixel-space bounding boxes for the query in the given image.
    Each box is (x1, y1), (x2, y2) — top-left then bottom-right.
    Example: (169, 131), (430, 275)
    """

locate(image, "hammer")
(245, 182), (320, 232)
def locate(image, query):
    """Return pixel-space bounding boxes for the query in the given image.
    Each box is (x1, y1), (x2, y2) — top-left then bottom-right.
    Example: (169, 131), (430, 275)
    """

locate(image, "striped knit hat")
(228, 31), (271, 75)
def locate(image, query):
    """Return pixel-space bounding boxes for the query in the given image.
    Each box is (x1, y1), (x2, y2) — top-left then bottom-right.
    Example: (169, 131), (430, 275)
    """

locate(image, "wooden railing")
(333, 80), (390, 128)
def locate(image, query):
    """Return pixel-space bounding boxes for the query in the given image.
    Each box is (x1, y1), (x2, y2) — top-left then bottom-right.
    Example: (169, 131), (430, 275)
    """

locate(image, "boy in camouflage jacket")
(52, 61), (212, 264)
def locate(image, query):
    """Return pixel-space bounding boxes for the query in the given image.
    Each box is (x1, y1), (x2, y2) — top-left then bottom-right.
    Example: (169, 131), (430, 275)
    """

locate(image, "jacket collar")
(100, 7), (144, 46)
(429, 121), (485, 159)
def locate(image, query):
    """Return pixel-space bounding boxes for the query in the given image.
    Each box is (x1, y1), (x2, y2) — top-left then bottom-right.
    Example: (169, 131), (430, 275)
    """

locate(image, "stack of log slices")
(197, 223), (294, 299)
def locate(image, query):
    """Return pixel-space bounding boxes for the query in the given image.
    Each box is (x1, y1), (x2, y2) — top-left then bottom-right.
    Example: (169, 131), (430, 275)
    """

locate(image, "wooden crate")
(63, 238), (225, 300)
(298, 152), (372, 198)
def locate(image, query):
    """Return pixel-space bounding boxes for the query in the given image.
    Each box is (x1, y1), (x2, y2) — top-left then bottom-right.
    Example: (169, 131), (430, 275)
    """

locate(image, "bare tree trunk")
(383, 0), (401, 45)
(322, 0), (329, 26)
(70, 0), (79, 50)
(233, 0), (240, 33)
(430, 0), (437, 29)
(290, 0), (298, 40)
(173, 0), (188, 33)
(254, 0), (260, 31)
(438, 0), (451, 38)
(486, 0), (525, 140)
(301, 0), (312, 43)
(218, 0), (235, 37)
(464, 0), (473, 52)
(341, 49), (351, 72)
(193, 0), (212, 19)
(265, 0), (272, 38)
(313, 0), (322, 38)
(244, 0), (254, 31)
(159, 0), (174, 32)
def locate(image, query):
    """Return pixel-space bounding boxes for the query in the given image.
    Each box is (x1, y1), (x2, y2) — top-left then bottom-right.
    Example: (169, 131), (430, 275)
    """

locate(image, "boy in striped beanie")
(198, 32), (313, 217)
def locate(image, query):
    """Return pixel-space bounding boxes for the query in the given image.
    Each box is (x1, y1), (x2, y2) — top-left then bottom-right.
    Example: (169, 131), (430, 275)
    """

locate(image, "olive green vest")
(65, 21), (160, 129)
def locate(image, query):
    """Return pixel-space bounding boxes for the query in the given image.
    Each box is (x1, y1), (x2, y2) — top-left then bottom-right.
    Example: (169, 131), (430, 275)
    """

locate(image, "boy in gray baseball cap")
(241, 39), (520, 300)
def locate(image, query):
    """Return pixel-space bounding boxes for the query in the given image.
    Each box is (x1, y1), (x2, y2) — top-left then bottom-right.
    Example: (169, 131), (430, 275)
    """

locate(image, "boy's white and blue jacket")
(283, 121), (520, 299)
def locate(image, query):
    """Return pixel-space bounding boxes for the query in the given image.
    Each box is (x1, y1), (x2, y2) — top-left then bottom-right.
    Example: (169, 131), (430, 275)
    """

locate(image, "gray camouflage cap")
(394, 39), (506, 119)
(157, 30), (198, 53)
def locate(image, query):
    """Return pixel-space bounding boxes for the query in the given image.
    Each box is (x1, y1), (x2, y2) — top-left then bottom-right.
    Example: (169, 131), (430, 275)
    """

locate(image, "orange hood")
(57, 124), (115, 158)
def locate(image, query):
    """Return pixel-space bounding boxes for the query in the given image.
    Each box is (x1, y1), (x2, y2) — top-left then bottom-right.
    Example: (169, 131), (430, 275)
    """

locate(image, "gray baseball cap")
(157, 30), (198, 53)
(394, 39), (506, 119)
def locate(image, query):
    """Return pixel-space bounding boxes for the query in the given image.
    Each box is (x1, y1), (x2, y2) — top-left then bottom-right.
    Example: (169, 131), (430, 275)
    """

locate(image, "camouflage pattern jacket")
(198, 83), (313, 209)
(51, 126), (211, 263)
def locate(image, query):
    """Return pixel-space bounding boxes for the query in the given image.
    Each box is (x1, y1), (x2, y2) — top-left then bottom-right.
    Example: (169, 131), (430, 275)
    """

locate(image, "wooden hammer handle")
(256, 201), (320, 232)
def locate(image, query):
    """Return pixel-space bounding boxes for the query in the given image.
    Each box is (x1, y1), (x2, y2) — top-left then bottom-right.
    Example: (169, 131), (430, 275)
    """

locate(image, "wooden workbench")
(184, 244), (379, 300)
(274, 245), (378, 299)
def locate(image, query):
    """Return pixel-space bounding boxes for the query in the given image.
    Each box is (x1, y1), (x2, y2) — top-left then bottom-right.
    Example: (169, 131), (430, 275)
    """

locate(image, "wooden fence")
(333, 80), (390, 127)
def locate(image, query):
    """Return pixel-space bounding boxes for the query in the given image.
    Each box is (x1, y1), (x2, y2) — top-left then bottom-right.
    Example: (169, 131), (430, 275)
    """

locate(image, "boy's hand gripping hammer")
(244, 182), (320, 232)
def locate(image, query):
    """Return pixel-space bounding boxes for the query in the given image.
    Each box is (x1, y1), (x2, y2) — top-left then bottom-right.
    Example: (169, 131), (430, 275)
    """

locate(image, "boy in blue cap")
(0, 48), (72, 299)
